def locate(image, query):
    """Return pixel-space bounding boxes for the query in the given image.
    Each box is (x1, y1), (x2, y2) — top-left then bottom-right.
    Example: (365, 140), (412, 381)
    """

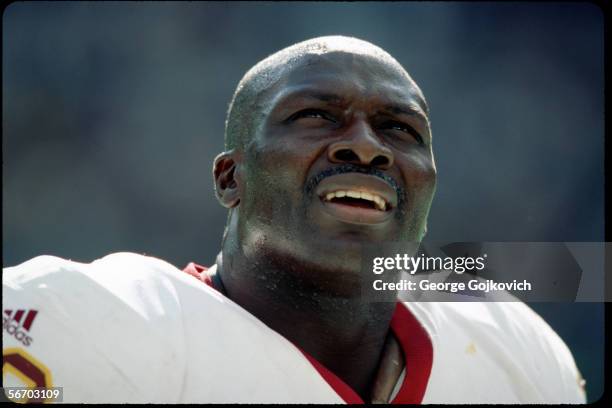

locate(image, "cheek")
(248, 136), (324, 191)
(240, 142), (318, 223)
(399, 153), (437, 209)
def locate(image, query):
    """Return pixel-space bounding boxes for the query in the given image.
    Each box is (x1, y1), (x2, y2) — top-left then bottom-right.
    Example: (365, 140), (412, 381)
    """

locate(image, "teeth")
(322, 190), (387, 211)
(361, 192), (374, 201)
(373, 196), (386, 211)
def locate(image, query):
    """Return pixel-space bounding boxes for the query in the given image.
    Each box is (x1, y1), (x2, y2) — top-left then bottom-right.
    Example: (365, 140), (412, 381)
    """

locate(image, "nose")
(328, 120), (394, 169)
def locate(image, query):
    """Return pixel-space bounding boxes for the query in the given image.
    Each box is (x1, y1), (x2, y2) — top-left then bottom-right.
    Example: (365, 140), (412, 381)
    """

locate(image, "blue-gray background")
(2, 1), (604, 401)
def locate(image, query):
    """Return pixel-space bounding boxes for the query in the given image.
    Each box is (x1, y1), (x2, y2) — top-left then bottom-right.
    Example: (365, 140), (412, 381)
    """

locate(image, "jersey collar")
(183, 262), (433, 404)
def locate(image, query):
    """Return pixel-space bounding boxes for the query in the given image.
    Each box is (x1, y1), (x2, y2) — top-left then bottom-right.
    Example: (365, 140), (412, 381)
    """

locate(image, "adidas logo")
(3, 309), (37, 347)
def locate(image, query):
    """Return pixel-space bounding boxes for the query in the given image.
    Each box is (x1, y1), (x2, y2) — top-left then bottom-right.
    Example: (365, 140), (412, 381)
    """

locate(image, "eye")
(381, 120), (424, 145)
(287, 109), (336, 123)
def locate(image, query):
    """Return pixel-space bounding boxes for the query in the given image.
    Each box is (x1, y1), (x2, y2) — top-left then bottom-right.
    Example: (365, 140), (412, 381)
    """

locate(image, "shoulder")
(405, 300), (586, 403)
(2, 252), (214, 402)
(4, 251), (212, 300)
(4, 251), (183, 285)
(1, 252), (234, 340)
(4, 252), (179, 286)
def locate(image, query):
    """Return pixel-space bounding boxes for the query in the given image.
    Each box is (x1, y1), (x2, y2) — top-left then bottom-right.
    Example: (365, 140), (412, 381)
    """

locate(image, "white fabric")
(2, 252), (586, 403)
(407, 301), (586, 403)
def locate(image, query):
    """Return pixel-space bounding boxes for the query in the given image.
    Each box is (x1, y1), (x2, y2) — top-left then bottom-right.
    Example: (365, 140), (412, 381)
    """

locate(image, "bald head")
(224, 35), (428, 151)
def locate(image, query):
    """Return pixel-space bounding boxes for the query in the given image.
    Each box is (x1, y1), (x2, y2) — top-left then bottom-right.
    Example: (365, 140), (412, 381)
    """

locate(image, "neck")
(214, 247), (398, 401)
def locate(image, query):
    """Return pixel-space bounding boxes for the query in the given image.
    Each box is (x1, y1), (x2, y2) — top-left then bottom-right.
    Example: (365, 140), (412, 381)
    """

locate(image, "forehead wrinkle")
(298, 91), (344, 104)
(266, 86), (346, 115)
(278, 64), (427, 116)
(266, 82), (429, 125)
(258, 53), (413, 106)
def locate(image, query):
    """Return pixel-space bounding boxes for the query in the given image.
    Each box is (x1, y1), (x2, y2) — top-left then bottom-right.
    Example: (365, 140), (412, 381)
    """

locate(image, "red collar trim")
(389, 302), (433, 404)
(183, 262), (214, 287)
(183, 263), (433, 404)
(296, 303), (433, 404)
(299, 351), (364, 404)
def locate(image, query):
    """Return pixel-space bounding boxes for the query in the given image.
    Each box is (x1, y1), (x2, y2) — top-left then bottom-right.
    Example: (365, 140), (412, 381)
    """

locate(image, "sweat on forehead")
(224, 35), (426, 151)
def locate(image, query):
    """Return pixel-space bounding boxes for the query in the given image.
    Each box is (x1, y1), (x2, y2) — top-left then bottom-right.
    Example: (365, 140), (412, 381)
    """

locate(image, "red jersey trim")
(183, 262), (214, 288)
(299, 351), (364, 404)
(183, 263), (433, 404)
(390, 302), (433, 404)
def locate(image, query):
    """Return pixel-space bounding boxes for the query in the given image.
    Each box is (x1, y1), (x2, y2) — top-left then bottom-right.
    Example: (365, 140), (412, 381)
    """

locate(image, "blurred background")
(2, 1), (604, 401)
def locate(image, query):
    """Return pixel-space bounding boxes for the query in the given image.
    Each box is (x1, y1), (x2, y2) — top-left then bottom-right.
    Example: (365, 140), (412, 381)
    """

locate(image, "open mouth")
(313, 172), (398, 225)
(321, 190), (388, 212)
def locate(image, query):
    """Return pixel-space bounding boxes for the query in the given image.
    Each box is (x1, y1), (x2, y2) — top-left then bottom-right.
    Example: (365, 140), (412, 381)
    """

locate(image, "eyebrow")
(279, 89), (430, 123)
(380, 103), (429, 123)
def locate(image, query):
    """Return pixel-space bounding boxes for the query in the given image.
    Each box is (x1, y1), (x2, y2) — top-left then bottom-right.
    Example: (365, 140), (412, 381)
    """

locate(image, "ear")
(213, 151), (240, 208)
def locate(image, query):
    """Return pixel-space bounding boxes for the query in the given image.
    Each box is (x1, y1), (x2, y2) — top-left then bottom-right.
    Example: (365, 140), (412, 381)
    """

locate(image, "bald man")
(2, 36), (586, 404)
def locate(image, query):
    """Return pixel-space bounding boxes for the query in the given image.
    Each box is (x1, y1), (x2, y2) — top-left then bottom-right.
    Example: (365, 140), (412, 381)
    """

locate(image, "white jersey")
(2, 252), (586, 403)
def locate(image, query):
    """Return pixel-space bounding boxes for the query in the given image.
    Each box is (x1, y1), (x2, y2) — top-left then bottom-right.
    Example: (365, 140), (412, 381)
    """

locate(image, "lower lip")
(318, 198), (392, 225)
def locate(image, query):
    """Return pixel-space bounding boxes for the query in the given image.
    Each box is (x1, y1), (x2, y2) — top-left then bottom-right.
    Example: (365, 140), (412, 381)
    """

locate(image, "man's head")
(214, 36), (436, 290)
